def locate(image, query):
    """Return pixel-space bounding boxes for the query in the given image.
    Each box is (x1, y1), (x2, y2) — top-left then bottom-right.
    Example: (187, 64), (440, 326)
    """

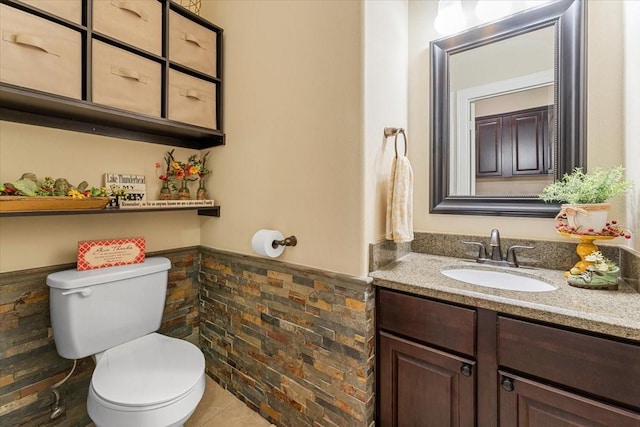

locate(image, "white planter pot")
(559, 203), (611, 232)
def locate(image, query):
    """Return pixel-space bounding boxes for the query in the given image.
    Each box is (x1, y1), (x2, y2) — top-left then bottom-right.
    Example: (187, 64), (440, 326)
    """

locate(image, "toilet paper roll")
(251, 229), (286, 258)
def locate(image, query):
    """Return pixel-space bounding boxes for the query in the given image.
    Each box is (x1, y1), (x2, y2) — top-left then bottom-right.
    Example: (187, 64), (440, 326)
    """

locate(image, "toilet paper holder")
(272, 236), (297, 249)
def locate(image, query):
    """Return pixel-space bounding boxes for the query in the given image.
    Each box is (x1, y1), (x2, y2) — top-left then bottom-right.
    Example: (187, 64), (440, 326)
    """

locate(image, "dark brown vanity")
(376, 287), (640, 426)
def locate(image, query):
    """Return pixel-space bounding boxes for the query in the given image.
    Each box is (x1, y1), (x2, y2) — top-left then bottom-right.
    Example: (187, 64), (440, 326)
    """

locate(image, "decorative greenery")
(540, 166), (632, 204)
(0, 173), (107, 198)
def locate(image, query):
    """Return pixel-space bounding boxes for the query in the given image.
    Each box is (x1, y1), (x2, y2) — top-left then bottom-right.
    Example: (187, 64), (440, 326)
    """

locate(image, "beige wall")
(624, 0), (640, 252)
(1, 0), (636, 274)
(363, 1), (408, 260)
(198, 0), (367, 276)
(409, 0), (636, 244)
(0, 122), (202, 272)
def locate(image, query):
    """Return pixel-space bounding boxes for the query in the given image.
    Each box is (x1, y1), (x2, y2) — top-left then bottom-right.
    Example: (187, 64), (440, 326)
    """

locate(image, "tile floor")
(186, 376), (273, 427)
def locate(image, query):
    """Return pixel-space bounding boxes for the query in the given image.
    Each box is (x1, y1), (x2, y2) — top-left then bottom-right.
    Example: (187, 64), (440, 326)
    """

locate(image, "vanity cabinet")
(377, 289), (477, 425)
(497, 316), (640, 426)
(375, 288), (640, 426)
(0, 0), (224, 148)
(499, 373), (640, 426)
(476, 106), (553, 178)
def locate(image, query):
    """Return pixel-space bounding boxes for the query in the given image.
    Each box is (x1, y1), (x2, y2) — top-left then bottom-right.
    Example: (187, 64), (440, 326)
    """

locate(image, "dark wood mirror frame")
(429, 0), (585, 217)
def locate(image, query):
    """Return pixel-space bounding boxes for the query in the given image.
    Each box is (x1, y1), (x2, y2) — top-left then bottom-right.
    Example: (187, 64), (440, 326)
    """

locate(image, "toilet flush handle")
(61, 288), (92, 297)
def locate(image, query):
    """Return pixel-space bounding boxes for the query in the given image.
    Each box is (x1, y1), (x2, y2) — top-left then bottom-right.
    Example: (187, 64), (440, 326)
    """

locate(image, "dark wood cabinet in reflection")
(476, 106), (553, 178)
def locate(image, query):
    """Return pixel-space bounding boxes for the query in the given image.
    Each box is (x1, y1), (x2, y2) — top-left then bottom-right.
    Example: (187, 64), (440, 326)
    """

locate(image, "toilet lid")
(92, 333), (204, 407)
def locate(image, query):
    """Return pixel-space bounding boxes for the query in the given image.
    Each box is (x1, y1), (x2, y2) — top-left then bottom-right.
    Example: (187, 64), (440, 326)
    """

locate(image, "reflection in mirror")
(430, 0), (585, 217)
(449, 26), (555, 197)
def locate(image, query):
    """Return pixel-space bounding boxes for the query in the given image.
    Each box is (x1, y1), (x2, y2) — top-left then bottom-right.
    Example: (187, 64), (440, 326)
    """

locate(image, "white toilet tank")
(46, 257), (172, 359)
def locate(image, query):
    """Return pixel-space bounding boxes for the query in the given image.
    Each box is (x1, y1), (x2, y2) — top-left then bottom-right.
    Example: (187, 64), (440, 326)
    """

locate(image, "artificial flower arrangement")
(155, 150), (211, 199)
(566, 250), (620, 289)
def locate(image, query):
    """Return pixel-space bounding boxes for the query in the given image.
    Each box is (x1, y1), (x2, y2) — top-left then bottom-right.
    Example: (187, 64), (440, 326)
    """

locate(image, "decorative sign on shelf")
(77, 237), (146, 271)
(104, 173), (146, 201)
(119, 200), (215, 209)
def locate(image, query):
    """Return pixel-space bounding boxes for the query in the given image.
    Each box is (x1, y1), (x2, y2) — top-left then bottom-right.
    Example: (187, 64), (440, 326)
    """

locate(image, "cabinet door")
(379, 331), (475, 427)
(476, 117), (503, 177)
(510, 110), (545, 176)
(499, 372), (640, 426)
(475, 106), (551, 178)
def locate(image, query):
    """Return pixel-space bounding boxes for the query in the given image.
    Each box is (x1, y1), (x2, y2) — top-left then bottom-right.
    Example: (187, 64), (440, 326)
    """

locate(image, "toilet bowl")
(46, 258), (206, 427)
(87, 333), (205, 427)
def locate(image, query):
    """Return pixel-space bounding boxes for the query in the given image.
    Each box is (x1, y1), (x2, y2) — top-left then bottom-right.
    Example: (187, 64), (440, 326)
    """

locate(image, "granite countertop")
(370, 253), (640, 341)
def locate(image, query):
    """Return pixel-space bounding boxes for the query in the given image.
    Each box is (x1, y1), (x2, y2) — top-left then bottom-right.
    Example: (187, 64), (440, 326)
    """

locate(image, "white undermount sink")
(441, 268), (557, 292)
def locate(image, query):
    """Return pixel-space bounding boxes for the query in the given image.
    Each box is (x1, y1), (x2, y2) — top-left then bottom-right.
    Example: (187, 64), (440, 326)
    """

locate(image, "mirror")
(430, 0), (585, 217)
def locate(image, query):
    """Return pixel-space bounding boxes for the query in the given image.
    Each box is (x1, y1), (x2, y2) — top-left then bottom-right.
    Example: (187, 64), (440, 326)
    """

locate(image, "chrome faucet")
(489, 229), (503, 261)
(464, 229), (533, 268)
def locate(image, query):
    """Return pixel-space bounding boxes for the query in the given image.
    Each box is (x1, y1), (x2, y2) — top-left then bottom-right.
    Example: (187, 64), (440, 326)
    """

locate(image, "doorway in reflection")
(448, 25), (556, 197)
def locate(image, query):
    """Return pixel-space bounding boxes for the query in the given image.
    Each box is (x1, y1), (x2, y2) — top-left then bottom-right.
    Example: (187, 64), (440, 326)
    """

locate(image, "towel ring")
(394, 129), (407, 158)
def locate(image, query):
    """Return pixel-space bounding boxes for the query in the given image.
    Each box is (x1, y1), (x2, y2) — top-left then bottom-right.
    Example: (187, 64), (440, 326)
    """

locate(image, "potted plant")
(540, 166), (632, 233)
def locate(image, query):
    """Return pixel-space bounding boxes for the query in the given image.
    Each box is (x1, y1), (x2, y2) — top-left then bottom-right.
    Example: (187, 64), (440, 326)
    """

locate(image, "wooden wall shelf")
(0, 0), (225, 149)
(0, 86), (225, 149)
(0, 206), (220, 217)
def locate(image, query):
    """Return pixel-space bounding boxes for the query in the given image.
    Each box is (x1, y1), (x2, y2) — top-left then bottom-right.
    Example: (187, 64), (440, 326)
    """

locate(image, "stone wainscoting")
(199, 248), (375, 427)
(1, 247), (375, 427)
(0, 248), (200, 427)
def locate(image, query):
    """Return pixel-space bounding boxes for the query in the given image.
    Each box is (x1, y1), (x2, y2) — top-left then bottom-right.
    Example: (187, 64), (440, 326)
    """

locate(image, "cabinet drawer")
(168, 69), (217, 129)
(20, 0), (82, 24)
(169, 10), (216, 77)
(92, 40), (161, 117)
(0, 4), (81, 99)
(498, 316), (640, 409)
(93, 0), (162, 55)
(377, 289), (476, 356)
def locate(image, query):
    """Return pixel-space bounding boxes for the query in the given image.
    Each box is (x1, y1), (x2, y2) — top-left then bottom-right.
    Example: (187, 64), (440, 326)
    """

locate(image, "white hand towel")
(385, 155), (414, 243)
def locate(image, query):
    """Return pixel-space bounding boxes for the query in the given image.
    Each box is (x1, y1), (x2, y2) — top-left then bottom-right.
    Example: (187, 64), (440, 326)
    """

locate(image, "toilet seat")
(91, 333), (205, 408)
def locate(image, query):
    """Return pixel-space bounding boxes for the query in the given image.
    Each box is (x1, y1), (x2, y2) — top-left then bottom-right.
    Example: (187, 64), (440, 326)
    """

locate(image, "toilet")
(46, 257), (205, 427)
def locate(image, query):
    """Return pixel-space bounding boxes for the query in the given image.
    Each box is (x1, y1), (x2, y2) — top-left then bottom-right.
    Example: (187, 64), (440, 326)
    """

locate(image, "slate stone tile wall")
(0, 248), (200, 427)
(199, 247), (375, 427)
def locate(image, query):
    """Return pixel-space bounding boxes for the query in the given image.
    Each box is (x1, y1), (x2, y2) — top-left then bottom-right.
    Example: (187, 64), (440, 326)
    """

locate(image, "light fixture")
(434, 0), (467, 36)
(475, 0), (514, 23)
